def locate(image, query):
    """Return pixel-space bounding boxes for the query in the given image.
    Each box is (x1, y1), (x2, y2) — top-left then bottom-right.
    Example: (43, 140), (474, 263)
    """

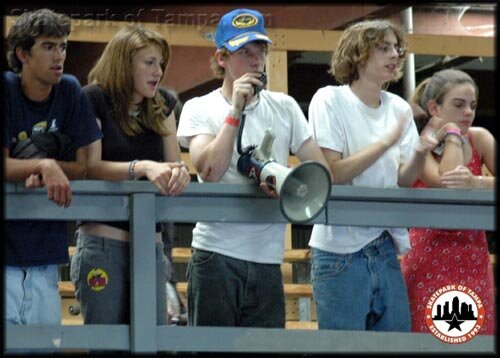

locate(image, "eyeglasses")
(375, 43), (404, 57)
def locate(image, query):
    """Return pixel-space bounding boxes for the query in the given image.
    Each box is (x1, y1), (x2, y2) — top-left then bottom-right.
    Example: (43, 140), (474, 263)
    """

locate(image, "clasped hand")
(146, 161), (191, 196)
(441, 165), (476, 189)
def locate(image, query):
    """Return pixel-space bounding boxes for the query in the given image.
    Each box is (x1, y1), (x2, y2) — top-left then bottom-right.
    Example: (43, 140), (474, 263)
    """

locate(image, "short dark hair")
(7, 8), (71, 73)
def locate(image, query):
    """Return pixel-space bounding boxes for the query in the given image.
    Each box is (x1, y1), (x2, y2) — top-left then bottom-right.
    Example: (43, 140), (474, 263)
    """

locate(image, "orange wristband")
(224, 115), (240, 127)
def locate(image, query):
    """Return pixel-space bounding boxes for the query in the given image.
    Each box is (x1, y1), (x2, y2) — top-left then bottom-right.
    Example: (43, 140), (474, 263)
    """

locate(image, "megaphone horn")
(237, 128), (331, 223)
(260, 160), (331, 223)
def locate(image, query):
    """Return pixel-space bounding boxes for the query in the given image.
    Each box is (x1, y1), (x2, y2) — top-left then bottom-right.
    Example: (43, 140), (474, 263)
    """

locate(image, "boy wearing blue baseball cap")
(177, 8), (330, 327)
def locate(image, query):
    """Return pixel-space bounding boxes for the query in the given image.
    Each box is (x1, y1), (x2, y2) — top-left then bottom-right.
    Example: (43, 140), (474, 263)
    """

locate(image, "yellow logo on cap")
(232, 14), (258, 28)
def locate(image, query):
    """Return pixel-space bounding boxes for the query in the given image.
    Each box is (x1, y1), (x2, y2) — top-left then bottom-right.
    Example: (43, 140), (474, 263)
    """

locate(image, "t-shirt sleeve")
(3, 112), (12, 149)
(177, 97), (215, 149)
(3, 78), (12, 148)
(399, 105), (419, 164)
(308, 87), (344, 154)
(285, 95), (312, 154)
(60, 76), (103, 148)
(82, 84), (107, 121)
(158, 87), (178, 118)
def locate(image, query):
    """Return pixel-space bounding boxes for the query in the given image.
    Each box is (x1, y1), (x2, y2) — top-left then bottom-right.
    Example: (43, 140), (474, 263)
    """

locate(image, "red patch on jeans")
(86, 268), (108, 291)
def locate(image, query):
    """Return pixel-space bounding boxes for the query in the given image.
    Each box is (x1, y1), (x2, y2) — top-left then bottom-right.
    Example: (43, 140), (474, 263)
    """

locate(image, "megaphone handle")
(236, 100), (258, 156)
(237, 113), (247, 155)
(236, 95), (252, 155)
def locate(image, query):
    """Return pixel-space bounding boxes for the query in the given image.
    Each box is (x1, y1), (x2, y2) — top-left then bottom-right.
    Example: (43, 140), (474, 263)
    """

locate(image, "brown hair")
(411, 69), (478, 133)
(88, 25), (172, 136)
(329, 19), (407, 86)
(7, 8), (71, 73)
(210, 48), (229, 79)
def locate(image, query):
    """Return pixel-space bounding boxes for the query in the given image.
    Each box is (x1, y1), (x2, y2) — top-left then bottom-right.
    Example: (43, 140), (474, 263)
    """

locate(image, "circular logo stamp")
(18, 131), (28, 141)
(232, 13), (258, 28)
(425, 284), (484, 344)
(86, 268), (109, 291)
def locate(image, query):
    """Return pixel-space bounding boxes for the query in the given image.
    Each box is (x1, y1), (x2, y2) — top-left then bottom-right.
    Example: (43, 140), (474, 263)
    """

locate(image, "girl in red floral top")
(401, 69), (496, 335)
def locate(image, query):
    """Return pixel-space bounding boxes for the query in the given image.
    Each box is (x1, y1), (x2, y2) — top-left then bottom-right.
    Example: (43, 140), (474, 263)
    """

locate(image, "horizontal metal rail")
(4, 181), (496, 353)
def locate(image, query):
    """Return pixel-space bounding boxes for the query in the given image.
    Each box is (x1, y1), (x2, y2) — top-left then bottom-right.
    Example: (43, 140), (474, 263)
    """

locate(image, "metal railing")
(4, 181), (496, 353)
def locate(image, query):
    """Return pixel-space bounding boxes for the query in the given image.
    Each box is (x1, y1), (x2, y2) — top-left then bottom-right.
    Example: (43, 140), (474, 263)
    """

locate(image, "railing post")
(3, 182), (495, 353)
(129, 192), (157, 353)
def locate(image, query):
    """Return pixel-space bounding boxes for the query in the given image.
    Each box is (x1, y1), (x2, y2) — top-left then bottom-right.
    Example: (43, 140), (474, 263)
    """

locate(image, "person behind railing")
(177, 8), (331, 328)
(400, 68), (496, 335)
(3, 9), (102, 327)
(69, 25), (191, 325)
(307, 19), (437, 332)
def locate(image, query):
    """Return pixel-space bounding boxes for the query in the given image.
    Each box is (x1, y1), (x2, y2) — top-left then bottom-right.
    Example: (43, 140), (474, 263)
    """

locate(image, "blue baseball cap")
(214, 8), (272, 52)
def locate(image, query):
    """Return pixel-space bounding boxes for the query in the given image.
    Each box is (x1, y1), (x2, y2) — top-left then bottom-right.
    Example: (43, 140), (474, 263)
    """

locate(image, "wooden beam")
(68, 246), (311, 263)
(170, 247), (311, 263)
(269, 31), (495, 57)
(175, 281), (313, 298)
(406, 34), (494, 57)
(266, 50), (288, 94)
(4, 16), (494, 57)
(268, 28), (342, 53)
(70, 245), (496, 266)
(285, 321), (318, 330)
(59, 281), (77, 298)
(282, 224), (293, 283)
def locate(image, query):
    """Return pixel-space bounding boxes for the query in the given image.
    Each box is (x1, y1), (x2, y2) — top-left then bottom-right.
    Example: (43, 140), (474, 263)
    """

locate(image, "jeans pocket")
(385, 253), (402, 270)
(190, 249), (216, 266)
(42, 265), (60, 290)
(311, 251), (349, 283)
(379, 240), (402, 270)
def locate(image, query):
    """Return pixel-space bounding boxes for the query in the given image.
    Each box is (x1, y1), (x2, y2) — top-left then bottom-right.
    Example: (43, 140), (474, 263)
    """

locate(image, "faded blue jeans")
(311, 231), (411, 331)
(5, 265), (61, 325)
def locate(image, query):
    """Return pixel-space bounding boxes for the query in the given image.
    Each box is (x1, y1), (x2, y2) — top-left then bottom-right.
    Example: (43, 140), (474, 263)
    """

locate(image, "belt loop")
(102, 236), (109, 252)
(382, 230), (391, 243)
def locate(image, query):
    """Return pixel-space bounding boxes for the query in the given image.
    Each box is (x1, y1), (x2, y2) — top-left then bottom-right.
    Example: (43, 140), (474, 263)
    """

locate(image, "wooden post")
(266, 50), (288, 94)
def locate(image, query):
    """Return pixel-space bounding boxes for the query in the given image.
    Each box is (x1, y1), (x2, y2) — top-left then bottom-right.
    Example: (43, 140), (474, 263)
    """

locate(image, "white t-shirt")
(308, 85), (419, 255)
(177, 89), (312, 264)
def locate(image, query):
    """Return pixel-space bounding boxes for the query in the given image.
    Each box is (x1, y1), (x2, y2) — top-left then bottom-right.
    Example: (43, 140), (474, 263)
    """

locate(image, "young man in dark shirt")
(3, 8), (102, 325)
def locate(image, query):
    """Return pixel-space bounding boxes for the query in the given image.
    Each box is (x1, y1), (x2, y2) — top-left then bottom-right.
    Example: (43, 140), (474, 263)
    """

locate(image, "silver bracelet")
(478, 175), (484, 189)
(128, 159), (139, 180)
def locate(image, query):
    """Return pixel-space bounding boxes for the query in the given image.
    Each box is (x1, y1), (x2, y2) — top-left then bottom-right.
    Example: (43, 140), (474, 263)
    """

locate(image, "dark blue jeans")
(311, 231), (411, 331)
(187, 249), (285, 327)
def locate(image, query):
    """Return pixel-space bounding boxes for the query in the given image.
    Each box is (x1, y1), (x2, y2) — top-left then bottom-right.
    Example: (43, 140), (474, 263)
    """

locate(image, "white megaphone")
(237, 128), (332, 223)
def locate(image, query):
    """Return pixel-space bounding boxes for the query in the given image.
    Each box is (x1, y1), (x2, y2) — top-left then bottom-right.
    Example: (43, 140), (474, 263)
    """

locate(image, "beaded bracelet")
(128, 159), (139, 180)
(444, 128), (465, 142)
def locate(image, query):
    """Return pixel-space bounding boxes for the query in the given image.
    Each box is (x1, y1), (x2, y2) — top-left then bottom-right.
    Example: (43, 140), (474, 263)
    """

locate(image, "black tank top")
(82, 84), (177, 232)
